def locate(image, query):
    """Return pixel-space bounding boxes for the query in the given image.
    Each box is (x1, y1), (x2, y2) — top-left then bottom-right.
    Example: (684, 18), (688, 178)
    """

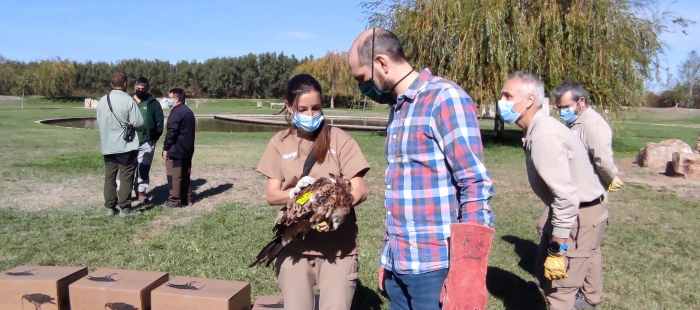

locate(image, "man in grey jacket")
(97, 71), (144, 217)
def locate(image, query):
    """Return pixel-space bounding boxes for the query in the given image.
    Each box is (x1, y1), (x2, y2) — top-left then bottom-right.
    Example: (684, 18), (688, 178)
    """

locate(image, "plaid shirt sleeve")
(431, 88), (495, 227)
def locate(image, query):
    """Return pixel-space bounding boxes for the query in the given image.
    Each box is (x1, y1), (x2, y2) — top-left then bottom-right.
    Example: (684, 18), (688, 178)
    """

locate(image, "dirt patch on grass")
(2, 160), (268, 243)
(131, 165), (267, 244)
(1, 162), (266, 218)
(617, 156), (700, 199)
(0, 96), (21, 101)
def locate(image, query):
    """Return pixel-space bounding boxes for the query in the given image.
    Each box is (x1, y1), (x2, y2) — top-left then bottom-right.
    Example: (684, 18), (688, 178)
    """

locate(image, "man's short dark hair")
(169, 88), (186, 103)
(358, 28), (407, 66)
(111, 71), (127, 87)
(552, 81), (588, 105)
(135, 77), (149, 87)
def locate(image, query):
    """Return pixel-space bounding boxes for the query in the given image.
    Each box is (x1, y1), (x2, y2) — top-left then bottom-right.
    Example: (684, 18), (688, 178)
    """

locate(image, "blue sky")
(0, 0), (369, 62)
(1, 0), (698, 91)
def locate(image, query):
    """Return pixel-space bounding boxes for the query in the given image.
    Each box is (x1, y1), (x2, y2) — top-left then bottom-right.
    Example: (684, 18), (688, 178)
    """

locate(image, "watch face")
(549, 241), (561, 252)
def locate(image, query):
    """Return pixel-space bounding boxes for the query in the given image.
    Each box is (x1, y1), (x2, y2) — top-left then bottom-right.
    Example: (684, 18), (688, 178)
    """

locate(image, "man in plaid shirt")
(349, 28), (495, 309)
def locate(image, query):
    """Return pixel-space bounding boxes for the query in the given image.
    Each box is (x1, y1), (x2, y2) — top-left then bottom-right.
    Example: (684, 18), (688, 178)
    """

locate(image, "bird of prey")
(248, 173), (354, 268)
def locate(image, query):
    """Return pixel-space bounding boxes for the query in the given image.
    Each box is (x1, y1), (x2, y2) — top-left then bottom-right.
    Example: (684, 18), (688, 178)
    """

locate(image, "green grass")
(12, 153), (104, 174)
(614, 122), (699, 157)
(0, 97), (699, 309)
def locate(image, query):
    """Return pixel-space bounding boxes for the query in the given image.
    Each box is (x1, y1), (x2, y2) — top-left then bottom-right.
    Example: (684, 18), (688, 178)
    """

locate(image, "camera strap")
(106, 93), (126, 129)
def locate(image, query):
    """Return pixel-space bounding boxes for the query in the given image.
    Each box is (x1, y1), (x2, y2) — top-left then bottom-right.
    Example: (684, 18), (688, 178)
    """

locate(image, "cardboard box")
(68, 268), (168, 310)
(0, 265), (88, 310)
(151, 276), (251, 310)
(252, 295), (284, 310)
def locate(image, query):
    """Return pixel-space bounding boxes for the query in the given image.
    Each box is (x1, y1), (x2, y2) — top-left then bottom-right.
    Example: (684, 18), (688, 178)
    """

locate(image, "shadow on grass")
(144, 178), (232, 208)
(486, 267), (547, 310)
(351, 280), (383, 310)
(482, 128), (525, 149)
(46, 96), (86, 104)
(501, 236), (539, 277)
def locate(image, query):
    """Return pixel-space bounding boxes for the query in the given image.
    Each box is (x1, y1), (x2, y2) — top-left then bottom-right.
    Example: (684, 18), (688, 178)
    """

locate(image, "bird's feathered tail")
(249, 221), (311, 268)
(248, 234), (285, 268)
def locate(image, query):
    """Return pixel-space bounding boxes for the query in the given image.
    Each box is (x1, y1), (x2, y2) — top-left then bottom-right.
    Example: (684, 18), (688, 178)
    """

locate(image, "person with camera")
(96, 71), (145, 217)
(162, 88), (196, 209)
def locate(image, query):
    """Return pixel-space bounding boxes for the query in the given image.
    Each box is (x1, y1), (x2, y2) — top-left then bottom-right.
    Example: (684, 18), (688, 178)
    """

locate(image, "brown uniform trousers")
(165, 157), (193, 207)
(536, 200), (608, 310)
(274, 250), (358, 310)
(569, 107), (618, 307)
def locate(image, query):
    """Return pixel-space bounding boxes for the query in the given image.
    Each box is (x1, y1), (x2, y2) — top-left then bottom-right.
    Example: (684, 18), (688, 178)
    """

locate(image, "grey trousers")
(117, 140), (156, 193)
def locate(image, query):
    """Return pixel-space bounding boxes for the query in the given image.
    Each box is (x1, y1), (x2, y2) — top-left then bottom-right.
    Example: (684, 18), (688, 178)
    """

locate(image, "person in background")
(96, 70), (144, 217)
(552, 81), (622, 308)
(162, 88), (196, 209)
(116, 77), (164, 202)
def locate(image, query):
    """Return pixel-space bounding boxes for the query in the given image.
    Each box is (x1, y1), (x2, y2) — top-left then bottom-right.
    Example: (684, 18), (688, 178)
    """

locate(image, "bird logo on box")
(21, 293), (56, 310)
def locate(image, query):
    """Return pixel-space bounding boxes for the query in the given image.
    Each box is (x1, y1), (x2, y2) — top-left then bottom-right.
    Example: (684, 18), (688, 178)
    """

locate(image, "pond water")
(43, 117), (386, 133)
(239, 117), (388, 128)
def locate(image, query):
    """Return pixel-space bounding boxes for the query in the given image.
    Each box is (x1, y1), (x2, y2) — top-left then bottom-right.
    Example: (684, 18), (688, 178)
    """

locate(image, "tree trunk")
(494, 114), (504, 140)
(330, 95), (335, 109)
(689, 84), (694, 108)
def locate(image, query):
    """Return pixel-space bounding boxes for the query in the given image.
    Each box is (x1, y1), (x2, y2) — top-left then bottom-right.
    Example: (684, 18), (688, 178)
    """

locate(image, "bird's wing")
(306, 179), (336, 222)
(265, 179), (329, 238)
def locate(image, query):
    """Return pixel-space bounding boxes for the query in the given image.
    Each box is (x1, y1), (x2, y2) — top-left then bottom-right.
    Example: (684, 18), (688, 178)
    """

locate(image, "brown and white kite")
(248, 173), (354, 268)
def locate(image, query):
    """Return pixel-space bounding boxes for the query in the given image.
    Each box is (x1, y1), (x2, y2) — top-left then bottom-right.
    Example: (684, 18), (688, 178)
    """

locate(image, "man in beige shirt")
(498, 72), (608, 310)
(552, 81), (623, 308)
(552, 81), (625, 192)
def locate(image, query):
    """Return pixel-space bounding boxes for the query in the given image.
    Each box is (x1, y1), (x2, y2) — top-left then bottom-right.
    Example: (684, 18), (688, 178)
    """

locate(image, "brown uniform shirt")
(524, 110), (607, 238)
(256, 126), (370, 257)
(568, 107), (619, 187)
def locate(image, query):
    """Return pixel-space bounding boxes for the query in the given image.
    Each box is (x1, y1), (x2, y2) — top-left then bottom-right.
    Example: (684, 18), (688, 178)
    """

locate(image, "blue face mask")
(558, 100), (580, 124)
(497, 95), (528, 125)
(166, 99), (174, 108)
(293, 112), (324, 132)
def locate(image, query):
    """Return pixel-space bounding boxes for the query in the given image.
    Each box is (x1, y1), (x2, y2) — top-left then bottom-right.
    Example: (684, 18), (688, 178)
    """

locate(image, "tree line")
(293, 51), (370, 109)
(1, 0), (695, 114)
(645, 50), (700, 108)
(0, 52), (309, 99)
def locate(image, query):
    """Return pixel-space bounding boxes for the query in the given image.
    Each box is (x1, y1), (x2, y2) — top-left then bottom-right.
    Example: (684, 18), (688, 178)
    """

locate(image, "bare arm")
(349, 176), (367, 207)
(265, 178), (293, 206)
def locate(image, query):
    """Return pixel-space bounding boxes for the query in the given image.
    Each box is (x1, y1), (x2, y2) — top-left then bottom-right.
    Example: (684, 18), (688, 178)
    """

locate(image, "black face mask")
(134, 90), (149, 100)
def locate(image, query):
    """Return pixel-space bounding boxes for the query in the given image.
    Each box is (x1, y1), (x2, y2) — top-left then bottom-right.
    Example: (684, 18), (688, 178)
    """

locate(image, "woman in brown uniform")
(256, 73), (370, 310)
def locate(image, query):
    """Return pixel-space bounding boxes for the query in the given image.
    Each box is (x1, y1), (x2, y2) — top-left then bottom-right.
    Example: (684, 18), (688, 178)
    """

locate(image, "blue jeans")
(385, 268), (448, 310)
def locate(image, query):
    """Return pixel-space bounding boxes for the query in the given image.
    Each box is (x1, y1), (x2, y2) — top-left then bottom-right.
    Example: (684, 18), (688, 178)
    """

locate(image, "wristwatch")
(548, 241), (569, 253)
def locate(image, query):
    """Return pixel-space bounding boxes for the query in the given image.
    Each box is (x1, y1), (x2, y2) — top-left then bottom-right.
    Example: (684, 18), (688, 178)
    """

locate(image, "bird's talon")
(316, 221), (330, 232)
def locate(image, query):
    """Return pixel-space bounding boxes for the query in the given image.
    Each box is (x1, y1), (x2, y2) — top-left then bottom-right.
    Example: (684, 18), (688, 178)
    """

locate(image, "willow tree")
(361, 0), (693, 124)
(293, 51), (359, 108)
(0, 55), (15, 94)
(25, 58), (76, 98)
